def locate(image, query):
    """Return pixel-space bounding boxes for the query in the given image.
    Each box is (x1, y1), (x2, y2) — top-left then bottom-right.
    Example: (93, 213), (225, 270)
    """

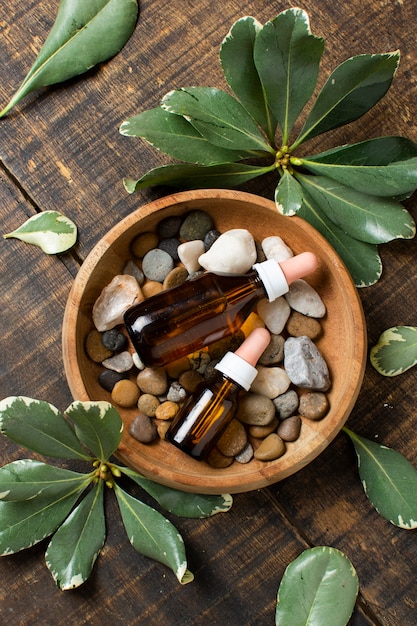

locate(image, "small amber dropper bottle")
(124, 251), (318, 368)
(166, 327), (271, 460)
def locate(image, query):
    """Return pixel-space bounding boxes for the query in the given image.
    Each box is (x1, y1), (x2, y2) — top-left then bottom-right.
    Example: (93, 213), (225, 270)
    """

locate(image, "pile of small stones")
(85, 209), (331, 468)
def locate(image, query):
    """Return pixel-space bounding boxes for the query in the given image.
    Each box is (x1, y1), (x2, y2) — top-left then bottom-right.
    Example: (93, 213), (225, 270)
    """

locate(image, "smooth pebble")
(159, 237), (181, 262)
(285, 279), (326, 318)
(254, 434), (286, 461)
(98, 369), (127, 392)
(277, 415), (302, 441)
(299, 392), (329, 420)
(286, 311), (322, 340)
(129, 413), (158, 443)
(251, 365), (291, 399)
(257, 297), (291, 335)
(216, 419), (247, 457)
(262, 236), (293, 262)
(123, 259), (145, 286)
(155, 401), (180, 421)
(102, 351), (133, 373)
(131, 232), (159, 258)
(234, 442), (254, 464)
(111, 379), (140, 408)
(163, 266), (188, 290)
(258, 334), (284, 366)
(102, 329), (127, 352)
(85, 329), (112, 363)
(177, 240), (205, 273)
(137, 393), (160, 417)
(237, 393), (276, 426)
(199, 229), (257, 274)
(142, 248), (174, 282)
(179, 210), (214, 241)
(136, 367), (168, 396)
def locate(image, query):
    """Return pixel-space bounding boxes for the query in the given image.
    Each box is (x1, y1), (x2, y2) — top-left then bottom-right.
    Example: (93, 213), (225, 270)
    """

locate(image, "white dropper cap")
(253, 251), (318, 302)
(215, 327), (271, 390)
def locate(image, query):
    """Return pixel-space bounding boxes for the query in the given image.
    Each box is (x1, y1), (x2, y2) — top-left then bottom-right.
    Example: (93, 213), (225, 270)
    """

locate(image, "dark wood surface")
(1, 1), (417, 624)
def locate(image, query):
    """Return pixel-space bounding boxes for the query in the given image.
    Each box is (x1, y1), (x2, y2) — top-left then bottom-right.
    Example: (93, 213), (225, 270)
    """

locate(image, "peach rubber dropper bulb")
(234, 327), (271, 368)
(279, 251), (319, 285)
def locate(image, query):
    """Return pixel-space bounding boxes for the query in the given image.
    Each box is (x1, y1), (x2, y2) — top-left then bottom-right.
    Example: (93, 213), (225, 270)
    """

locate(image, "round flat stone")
(286, 311), (322, 340)
(251, 365), (291, 399)
(142, 248), (174, 282)
(277, 415), (302, 441)
(129, 413), (158, 443)
(299, 392), (329, 420)
(254, 433), (286, 461)
(258, 334), (284, 365)
(163, 266), (189, 290)
(216, 419), (247, 457)
(111, 379), (140, 408)
(137, 393), (160, 417)
(85, 329), (112, 363)
(136, 367), (168, 396)
(285, 279), (326, 318)
(102, 351), (134, 373)
(179, 210), (214, 241)
(131, 232), (159, 258)
(237, 393), (276, 426)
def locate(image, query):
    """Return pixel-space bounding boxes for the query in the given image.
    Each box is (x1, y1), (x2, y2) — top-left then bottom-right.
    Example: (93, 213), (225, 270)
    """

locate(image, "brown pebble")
(85, 329), (113, 363)
(277, 415), (302, 441)
(156, 420), (171, 439)
(163, 266), (189, 290)
(136, 367), (168, 396)
(165, 356), (191, 379)
(137, 393), (160, 417)
(206, 447), (234, 468)
(254, 433), (286, 461)
(299, 392), (329, 420)
(131, 232), (159, 258)
(111, 379), (140, 408)
(237, 393), (276, 426)
(179, 369), (204, 393)
(142, 281), (164, 298)
(286, 311), (322, 340)
(249, 418), (279, 439)
(129, 412), (158, 443)
(216, 419), (247, 457)
(155, 401), (179, 421)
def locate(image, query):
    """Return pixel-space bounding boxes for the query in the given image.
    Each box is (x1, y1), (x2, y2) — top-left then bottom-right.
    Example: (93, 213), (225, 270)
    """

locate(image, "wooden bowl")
(62, 189), (366, 494)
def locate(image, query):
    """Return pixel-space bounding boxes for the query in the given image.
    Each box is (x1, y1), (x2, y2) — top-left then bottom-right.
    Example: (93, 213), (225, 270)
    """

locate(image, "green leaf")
(297, 192), (382, 287)
(294, 52), (400, 147)
(0, 459), (90, 502)
(45, 481), (105, 590)
(161, 87), (275, 154)
(275, 170), (304, 216)
(123, 161), (275, 193)
(115, 484), (193, 584)
(295, 173), (415, 244)
(120, 467), (233, 518)
(65, 401), (122, 461)
(0, 0), (138, 118)
(344, 428), (417, 529)
(3, 211), (77, 254)
(0, 486), (84, 554)
(120, 107), (252, 165)
(0, 397), (93, 460)
(276, 546), (358, 626)
(370, 326), (417, 376)
(253, 8), (324, 144)
(220, 16), (277, 143)
(302, 136), (417, 196)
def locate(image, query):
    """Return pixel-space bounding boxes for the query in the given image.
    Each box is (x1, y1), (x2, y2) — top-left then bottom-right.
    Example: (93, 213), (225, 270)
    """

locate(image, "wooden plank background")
(1, 1), (417, 624)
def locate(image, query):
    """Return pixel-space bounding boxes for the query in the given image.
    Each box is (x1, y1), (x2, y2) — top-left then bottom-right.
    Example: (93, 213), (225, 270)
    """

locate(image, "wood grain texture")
(1, 0), (417, 624)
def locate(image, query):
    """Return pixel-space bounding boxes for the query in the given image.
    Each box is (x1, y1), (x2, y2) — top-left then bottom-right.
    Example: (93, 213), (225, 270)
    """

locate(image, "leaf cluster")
(0, 397), (232, 590)
(120, 8), (417, 287)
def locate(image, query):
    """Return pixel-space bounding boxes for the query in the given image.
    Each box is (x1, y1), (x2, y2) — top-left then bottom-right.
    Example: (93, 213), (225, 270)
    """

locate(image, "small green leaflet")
(370, 326), (417, 376)
(121, 467), (233, 518)
(0, 459), (90, 501)
(0, 397), (92, 460)
(115, 484), (194, 585)
(344, 428), (417, 529)
(275, 170), (303, 216)
(275, 546), (358, 626)
(45, 482), (106, 590)
(65, 401), (123, 461)
(0, 0), (139, 118)
(3, 211), (77, 254)
(253, 8), (324, 145)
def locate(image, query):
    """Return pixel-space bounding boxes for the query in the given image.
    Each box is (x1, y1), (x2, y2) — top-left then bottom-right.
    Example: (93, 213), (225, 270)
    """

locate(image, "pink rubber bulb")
(279, 252), (318, 286)
(234, 327), (271, 367)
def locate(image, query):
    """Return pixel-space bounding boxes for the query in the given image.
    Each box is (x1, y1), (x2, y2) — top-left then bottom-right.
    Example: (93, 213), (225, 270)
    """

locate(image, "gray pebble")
(159, 237), (181, 262)
(258, 334), (284, 365)
(235, 442), (254, 464)
(142, 248), (174, 282)
(102, 329), (127, 352)
(166, 382), (187, 403)
(204, 229), (221, 250)
(129, 413), (158, 444)
(123, 259), (145, 286)
(284, 336), (331, 391)
(157, 215), (182, 238)
(273, 389), (299, 419)
(179, 210), (214, 241)
(102, 351), (134, 373)
(277, 415), (302, 441)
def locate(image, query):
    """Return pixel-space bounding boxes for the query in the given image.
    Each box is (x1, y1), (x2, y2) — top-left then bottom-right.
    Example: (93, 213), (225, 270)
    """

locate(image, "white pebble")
(251, 365), (291, 399)
(257, 297), (291, 334)
(102, 351), (134, 373)
(177, 240), (205, 273)
(284, 279), (326, 318)
(198, 229), (256, 274)
(92, 275), (142, 332)
(262, 236), (293, 262)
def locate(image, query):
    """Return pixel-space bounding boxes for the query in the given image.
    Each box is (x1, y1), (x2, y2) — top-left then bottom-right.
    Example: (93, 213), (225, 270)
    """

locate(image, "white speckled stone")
(284, 279), (326, 318)
(93, 275), (142, 332)
(257, 297), (291, 334)
(284, 336), (331, 391)
(261, 236), (293, 262)
(251, 365), (291, 399)
(102, 351), (134, 373)
(198, 229), (257, 274)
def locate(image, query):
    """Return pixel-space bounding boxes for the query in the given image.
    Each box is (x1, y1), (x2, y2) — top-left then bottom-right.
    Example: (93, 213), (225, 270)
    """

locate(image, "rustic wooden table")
(1, 1), (417, 624)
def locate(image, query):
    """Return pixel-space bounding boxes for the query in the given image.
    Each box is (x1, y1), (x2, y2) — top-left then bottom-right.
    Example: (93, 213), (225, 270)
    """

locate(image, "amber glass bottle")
(166, 328), (271, 460)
